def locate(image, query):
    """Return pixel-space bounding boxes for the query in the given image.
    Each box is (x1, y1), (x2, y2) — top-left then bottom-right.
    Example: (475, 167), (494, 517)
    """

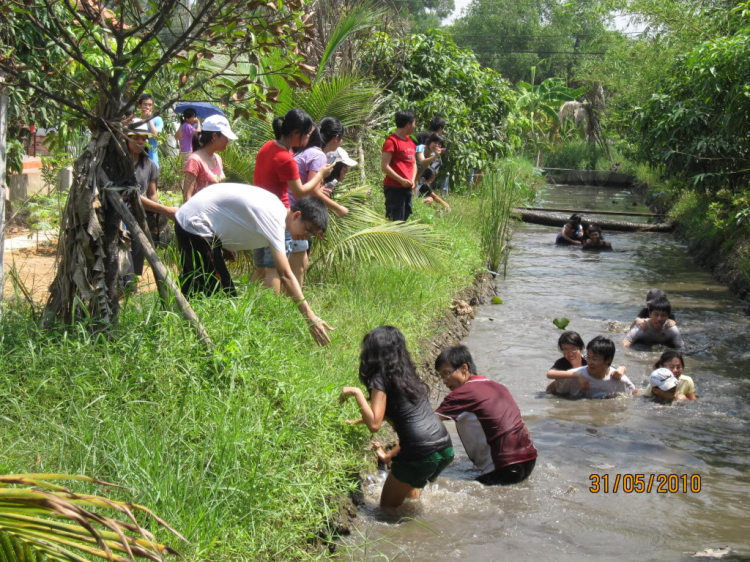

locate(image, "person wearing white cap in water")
(646, 368), (683, 403)
(182, 114), (237, 201)
(642, 350), (697, 402)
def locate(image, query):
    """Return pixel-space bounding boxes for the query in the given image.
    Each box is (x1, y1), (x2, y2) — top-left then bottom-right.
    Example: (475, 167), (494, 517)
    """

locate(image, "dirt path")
(3, 230), (157, 302)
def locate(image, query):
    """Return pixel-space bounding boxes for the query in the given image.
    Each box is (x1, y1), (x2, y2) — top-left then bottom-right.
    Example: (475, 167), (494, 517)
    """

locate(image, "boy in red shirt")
(435, 345), (538, 485)
(381, 110), (417, 221)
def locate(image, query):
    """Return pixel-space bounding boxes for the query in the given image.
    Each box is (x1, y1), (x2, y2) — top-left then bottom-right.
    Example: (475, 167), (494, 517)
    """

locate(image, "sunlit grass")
(0, 194), (485, 561)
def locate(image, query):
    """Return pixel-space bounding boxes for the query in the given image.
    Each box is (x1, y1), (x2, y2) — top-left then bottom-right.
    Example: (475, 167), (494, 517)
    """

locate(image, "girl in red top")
(252, 109), (333, 291)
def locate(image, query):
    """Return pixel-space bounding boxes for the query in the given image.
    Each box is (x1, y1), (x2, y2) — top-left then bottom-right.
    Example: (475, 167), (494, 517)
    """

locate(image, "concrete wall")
(542, 168), (635, 187)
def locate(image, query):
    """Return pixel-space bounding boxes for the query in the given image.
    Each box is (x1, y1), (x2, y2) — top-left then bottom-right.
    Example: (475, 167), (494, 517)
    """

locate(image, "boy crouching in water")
(547, 336), (636, 399)
(434, 346), (538, 485)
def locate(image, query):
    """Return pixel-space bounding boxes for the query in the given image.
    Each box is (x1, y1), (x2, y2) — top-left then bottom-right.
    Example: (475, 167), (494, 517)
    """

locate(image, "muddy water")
(340, 184), (750, 561)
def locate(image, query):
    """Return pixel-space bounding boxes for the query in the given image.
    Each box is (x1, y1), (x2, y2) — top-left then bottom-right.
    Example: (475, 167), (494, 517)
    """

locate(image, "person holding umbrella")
(175, 107), (201, 163)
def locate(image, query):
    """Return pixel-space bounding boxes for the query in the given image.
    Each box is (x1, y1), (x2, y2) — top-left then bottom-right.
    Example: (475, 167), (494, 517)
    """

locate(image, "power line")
(472, 50), (605, 55)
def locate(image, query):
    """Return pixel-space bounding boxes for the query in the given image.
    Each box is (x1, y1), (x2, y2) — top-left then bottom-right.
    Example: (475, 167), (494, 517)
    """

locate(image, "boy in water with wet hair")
(435, 346), (538, 485)
(623, 297), (683, 348)
(547, 336), (636, 399)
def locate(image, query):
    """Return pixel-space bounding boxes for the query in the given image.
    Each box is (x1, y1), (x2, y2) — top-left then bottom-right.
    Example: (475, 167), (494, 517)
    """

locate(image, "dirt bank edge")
(317, 271), (497, 553)
(635, 181), (750, 308)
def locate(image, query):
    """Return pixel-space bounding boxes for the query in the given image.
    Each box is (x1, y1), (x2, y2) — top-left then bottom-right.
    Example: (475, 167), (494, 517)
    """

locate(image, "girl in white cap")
(643, 350), (697, 402)
(182, 114), (237, 200)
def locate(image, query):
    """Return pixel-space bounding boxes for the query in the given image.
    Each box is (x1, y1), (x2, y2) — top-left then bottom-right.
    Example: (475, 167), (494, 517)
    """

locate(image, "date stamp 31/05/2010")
(589, 474), (701, 493)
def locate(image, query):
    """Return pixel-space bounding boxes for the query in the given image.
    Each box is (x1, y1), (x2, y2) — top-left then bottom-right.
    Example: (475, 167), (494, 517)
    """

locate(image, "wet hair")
(654, 350), (685, 370)
(291, 196), (329, 234)
(434, 345), (477, 375)
(646, 288), (667, 303)
(421, 168), (435, 181)
(558, 330), (585, 351)
(319, 117), (344, 145)
(324, 161), (347, 183)
(272, 108), (314, 141)
(569, 214), (583, 226)
(426, 133), (444, 146)
(395, 109), (415, 128)
(137, 93), (154, 105)
(648, 297), (672, 316)
(429, 115), (446, 132)
(192, 130), (224, 152)
(586, 336), (615, 365)
(587, 224), (602, 235)
(359, 326), (427, 404)
(180, 108), (197, 124)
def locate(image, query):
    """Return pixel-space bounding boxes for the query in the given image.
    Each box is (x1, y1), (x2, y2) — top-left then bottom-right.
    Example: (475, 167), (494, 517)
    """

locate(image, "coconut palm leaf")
(221, 143), (256, 184)
(316, 221), (447, 271)
(0, 474), (182, 562)
(296, 74), (382, 126)
(315, 1), (389, 82)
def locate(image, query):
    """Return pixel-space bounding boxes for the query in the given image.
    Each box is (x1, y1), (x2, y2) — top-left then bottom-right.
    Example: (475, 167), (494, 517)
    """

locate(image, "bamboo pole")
(104, 189), (214, 350)
(521, 207), (663, 218)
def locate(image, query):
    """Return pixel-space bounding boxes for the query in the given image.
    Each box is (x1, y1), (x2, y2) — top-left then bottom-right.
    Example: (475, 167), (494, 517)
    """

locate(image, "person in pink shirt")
(182, 115), (236, 201)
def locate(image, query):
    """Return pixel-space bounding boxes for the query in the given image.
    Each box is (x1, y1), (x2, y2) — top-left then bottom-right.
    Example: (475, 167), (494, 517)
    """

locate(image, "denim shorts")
(253, 231), (295, 268)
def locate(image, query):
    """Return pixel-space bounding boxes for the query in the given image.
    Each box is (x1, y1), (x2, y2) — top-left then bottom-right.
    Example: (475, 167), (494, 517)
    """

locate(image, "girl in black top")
(340, 326), (453, 508)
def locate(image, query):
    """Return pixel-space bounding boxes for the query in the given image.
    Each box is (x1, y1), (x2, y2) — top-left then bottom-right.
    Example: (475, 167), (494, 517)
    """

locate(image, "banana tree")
(516, 67), (586, 163)
(0, 474), (182, 562)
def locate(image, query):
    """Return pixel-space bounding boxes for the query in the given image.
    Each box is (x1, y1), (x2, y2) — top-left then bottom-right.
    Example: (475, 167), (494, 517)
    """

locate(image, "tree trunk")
(42, 130), (130, 330)
(0, 73), (7, 311)
(514, 209), (675, 233)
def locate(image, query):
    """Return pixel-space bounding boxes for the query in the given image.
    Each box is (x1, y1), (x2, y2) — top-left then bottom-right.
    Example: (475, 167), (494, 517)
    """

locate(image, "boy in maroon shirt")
(381, 109), (417, 221)
(435, 345), (538, 485)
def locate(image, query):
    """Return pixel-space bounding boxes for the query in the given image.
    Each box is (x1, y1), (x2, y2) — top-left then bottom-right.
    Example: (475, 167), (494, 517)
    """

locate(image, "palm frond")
(315, 1), (388, 82)
(0, 474), (182, 562)
(314, 208), (447, 272)
(297, 75), (382, 127)
(221, 143), (256, 184)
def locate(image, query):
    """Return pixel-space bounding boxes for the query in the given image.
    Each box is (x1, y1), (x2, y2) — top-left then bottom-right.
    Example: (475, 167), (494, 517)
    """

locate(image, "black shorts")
(476, 458), (536, 486)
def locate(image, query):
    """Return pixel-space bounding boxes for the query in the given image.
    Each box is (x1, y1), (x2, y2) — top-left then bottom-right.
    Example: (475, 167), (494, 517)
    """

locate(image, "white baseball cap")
(127, 123), (153, 136)
(202, 115), (238, 140)
(650, 368), (679, 391)
(327, 147), (358, 167)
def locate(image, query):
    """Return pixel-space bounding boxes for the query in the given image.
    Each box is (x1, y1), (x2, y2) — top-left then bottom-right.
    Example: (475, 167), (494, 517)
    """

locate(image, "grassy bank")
(0, 196), (486, 560)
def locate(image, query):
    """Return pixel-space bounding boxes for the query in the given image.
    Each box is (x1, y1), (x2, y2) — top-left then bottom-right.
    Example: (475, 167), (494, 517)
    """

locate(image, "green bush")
(542, 139), (607, 170)
(361, 30), (519, 191)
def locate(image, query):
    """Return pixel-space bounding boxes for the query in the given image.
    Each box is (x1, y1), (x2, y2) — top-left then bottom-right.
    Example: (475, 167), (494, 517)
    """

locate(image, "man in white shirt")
(547, 336), (636, 399)
(174, 183), (333, 345)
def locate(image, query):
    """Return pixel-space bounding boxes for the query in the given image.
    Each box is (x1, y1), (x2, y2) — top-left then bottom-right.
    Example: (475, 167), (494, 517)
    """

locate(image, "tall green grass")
(479, 159), (533, 274)
(0, 197), (485, 561)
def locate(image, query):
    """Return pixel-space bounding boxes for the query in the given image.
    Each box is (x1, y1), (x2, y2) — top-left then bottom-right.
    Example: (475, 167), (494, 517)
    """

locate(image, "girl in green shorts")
(341, 326), (454, 508)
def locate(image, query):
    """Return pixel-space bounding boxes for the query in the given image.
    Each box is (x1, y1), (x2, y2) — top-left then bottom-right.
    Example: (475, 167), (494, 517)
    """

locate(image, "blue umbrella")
(174, 101), (225, 119)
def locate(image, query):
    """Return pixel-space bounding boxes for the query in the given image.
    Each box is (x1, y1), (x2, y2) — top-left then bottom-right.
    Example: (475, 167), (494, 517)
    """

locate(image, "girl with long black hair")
(340, 326), (454, 508)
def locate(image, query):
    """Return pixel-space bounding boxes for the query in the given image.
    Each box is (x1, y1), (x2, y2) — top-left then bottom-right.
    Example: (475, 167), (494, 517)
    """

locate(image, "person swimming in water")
(556, 214), (584, 245)
(623, 297), (683, 348)
(581, 224), (612, 250)
(547, 336), (636, 399)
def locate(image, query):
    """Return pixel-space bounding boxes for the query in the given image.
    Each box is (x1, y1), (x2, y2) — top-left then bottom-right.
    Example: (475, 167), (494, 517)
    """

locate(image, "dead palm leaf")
(0, 474), (182, 562)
